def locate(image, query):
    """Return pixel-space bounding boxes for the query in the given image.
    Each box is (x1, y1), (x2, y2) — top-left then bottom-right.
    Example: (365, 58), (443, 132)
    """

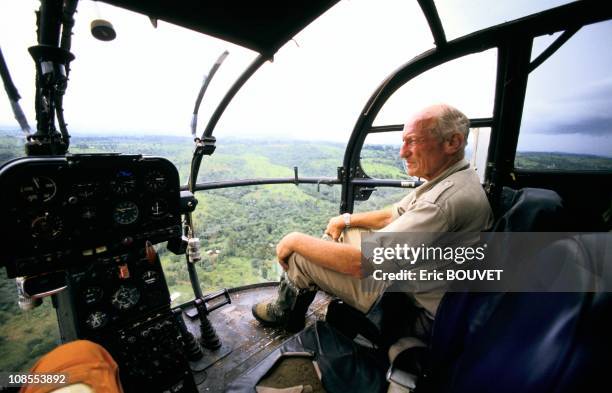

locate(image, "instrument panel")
(66, 247), (171, 334)
(0, 154), (182, 277)
(6, 154), (200, 392)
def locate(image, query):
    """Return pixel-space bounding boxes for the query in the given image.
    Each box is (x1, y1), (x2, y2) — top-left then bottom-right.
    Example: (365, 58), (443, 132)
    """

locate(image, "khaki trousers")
(285, 228), (388, 314)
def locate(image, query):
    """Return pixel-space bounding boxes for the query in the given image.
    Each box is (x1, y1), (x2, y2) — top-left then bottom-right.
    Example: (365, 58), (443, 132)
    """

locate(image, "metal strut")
(0, 47), (32, 135)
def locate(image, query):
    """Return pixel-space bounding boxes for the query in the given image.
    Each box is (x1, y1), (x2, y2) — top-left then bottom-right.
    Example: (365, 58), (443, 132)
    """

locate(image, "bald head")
(409, 104), (470, 153)
(400, 104), (469, 180)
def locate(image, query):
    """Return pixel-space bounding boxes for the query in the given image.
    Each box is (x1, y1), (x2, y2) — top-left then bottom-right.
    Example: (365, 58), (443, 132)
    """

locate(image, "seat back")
(491, 186), (565, 232)
(421, 188), (612, 393)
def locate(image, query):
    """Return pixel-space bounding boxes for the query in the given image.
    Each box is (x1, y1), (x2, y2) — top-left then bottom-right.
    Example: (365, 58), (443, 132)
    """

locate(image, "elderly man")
(252, 104), (493, 334)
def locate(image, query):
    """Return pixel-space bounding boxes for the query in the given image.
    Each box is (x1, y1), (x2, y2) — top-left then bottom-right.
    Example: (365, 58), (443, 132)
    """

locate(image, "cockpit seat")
(386, 187), (612, 393)
(490, 186), (565, 232)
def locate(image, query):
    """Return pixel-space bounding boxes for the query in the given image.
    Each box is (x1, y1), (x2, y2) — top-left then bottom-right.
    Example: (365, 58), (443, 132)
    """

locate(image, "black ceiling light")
(90, 19), (116, 41)
(90, 1), (116, 41)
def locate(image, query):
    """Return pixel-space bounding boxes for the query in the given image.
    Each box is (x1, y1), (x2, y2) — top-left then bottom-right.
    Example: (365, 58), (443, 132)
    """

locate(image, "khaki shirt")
(379, 159), (493, 315)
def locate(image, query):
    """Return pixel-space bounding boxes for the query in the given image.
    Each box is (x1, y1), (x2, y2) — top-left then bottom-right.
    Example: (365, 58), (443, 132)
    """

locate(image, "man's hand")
(276, 232), (298, 270)
(324, 215), (345, 241)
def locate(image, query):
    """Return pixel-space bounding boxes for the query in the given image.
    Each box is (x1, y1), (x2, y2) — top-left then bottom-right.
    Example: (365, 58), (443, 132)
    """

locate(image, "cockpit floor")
(180, 283), (333, 392)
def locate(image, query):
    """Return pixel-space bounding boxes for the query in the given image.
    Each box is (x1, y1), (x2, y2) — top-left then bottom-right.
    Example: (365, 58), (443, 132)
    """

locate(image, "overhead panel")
(99, 0), (340, 55)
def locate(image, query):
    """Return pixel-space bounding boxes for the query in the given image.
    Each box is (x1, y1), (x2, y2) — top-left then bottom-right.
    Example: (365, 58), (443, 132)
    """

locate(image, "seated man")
(252, 104), (493, 336)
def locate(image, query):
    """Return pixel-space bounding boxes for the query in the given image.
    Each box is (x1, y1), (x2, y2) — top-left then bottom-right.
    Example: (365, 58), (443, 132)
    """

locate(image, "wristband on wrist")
(342, 213), (351, 228)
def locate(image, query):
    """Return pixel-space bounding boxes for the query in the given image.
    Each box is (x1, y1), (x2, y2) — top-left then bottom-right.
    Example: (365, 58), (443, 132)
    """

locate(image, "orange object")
(145, 241), (157, 264)
(118, 264), (130, 280)
(21, 340), (123, 393)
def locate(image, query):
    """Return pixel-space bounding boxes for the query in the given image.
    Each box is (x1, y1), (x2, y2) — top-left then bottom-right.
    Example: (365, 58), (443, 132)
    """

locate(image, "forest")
(0, 129), (611, 371)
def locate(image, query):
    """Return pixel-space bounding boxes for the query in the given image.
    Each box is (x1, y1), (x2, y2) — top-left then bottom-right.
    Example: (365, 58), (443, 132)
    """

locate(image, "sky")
(1, 0), (611, 157)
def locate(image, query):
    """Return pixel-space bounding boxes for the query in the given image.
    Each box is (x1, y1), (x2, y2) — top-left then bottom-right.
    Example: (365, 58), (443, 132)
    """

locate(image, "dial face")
(31, 213), (63, 239)
(145, 170), (168, 192)
(113, 201), (139, 225)
(20, 176), (57, 203)
(110, 170), (136, 195)
(83, 286), (103, 305)
(149, 199), (168, 218)
(111, 286), (140, 310)
(142, 270), (159, 285)
(85, 311), (108, 330)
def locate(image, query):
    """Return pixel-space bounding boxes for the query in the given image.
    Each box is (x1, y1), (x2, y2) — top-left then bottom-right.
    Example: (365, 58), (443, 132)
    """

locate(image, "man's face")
(399, 118), (449, 180)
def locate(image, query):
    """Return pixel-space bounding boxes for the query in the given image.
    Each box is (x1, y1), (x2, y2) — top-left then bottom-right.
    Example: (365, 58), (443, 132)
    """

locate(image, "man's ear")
(444, 133), (463, 154)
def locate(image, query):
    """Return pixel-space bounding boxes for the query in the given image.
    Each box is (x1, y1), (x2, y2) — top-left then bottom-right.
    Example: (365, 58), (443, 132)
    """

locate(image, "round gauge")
(20, 176), (57, 203)
(83, 286), (103, 305)
(31, 213), (63, 239)
(145, 170), (168, 192)
(113, 201), (139, 225)
(149, 199), (168, 218)
(85, 311), (109, 330)
(111, 286), (140, 310)
(142, 270), (159, 285)
(110, 170), (137, 195)
(73, 181), (99, 200)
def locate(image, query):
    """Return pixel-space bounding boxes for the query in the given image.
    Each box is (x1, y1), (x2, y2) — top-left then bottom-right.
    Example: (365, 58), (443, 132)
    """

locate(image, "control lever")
(194, 297), (222, 350)
(15, 277), (42, 310)
(193, 289), (231, 349)
(16, 272), (67, 310)
(172, 308), (204, 361)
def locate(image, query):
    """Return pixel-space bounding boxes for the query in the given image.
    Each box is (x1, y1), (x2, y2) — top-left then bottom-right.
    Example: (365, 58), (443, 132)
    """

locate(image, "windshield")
(1, 0), (436, 146)
(0, 0), (257, 139)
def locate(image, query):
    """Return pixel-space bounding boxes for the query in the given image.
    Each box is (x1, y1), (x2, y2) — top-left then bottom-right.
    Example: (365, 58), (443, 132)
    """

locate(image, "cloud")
(522, 77), (612, 136)
(523, 114), (612, 136)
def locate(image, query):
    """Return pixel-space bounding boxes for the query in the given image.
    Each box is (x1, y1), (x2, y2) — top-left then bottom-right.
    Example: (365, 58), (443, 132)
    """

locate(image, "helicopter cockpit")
(1, 1), (612, 392)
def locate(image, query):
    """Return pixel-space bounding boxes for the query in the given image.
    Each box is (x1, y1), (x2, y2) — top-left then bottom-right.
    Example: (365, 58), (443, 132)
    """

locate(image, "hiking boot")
(252, 273), (317, 332)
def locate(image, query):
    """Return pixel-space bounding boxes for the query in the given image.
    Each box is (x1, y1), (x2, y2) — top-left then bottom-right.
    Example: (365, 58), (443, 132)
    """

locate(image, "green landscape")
(0, 129), (611, 371)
